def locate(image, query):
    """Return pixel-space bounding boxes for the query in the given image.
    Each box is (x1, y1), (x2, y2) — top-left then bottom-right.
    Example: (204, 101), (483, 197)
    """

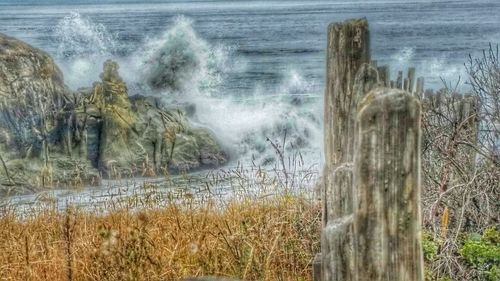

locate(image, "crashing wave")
(131, 16), (323, 166)
(52, 13), (323, 167)
(138, 16), (229, 97)
(54, 12), (118, 58)
(54, 12), (119, 89)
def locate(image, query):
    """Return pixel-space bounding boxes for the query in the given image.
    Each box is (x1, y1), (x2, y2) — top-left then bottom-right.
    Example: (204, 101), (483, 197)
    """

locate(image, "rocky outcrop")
(0, 32), (66, 157)
(0, 32), (93, 193)
(0, 33), (227, 194)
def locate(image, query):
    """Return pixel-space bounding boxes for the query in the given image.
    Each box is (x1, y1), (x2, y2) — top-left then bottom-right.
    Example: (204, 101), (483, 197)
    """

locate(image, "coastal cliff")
(0, 33), (227, 194)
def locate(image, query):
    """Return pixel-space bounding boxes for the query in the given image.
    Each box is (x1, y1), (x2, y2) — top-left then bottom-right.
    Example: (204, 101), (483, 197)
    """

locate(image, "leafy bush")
(459, 226), (500, 280)
(422, 231), (439, 262)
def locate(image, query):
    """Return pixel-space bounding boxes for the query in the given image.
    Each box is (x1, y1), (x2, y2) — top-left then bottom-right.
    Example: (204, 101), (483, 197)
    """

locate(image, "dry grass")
(0, 195), (321, 281)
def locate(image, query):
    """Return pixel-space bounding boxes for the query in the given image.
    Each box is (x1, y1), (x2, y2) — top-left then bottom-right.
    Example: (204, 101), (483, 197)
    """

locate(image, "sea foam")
(53, 13), (324, 168)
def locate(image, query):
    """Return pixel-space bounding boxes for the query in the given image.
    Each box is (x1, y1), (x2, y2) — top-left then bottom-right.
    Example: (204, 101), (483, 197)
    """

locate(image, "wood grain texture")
(324, 18), (370, 168)
(353, 88), (424, 281)
(322, 18), (378, 281)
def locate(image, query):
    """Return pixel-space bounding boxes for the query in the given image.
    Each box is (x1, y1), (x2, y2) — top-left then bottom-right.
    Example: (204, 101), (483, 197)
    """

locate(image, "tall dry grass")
(0, 194), (320, 281)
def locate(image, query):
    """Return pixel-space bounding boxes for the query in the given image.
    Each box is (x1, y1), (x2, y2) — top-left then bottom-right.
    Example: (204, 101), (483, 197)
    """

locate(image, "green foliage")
(483, 227), (500, 245)
(460, 226), (500, 281)
(422, 231), (439, 262)
(424, 268), (433, 281)
(485, 265), (499, 281)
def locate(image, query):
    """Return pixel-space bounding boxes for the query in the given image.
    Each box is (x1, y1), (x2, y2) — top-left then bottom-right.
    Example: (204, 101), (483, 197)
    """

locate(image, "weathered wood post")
(320, 18), (424, 281)
(416, 77), (425, 97)
(408, 67), (416, 93)
(396, 71), (403, 89)
(322, 18), (370, 281)
(353, 88), (424, 281)
(377, 65), (390, 87)
(324, 18), (370, 167)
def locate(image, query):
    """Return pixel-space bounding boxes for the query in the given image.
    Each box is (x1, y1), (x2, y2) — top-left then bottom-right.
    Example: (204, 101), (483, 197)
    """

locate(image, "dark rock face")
(0, 32), (90, 193)
(0, 33), (69, 157)
(0, 33), (227, 194)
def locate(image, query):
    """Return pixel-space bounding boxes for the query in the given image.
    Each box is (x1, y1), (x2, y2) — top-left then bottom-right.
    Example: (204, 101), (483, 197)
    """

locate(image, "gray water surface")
(0, 0), (498, 207)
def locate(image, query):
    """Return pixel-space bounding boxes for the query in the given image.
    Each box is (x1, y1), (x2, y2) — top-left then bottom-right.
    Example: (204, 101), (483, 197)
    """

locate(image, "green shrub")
(422, 231), (439, 262)
(460, 226), (500, 281)
(485, 265), (499, 281)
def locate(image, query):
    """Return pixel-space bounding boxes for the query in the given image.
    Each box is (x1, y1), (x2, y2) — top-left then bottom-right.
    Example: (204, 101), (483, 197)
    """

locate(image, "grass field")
(0, 188), (321, 281)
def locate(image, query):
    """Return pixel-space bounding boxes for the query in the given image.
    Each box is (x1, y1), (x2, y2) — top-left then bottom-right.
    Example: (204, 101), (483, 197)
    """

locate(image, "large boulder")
(80, 60), (227, 178)
(0, 33), (98, 193)
(0, 34), (227, 195)
(0, 32), (69, 157)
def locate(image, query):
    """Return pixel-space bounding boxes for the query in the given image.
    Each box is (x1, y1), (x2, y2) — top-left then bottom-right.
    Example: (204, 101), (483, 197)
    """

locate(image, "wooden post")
(407, 67), (416, 93)
(323, 164), (354, 281)
(377, 65), (390, 87)
(353, 88), (424, 281)
(321, 18), (425, 281)
(323, 18), (371, 281)
(324, 18), (370, 167)
(416, 77), (424, 97)
(396, 71), (403, 89)
(313, 253), (323, 281)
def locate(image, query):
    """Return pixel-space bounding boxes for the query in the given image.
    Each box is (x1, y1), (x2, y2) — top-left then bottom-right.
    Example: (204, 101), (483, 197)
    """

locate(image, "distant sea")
(1, 0), (499, 165)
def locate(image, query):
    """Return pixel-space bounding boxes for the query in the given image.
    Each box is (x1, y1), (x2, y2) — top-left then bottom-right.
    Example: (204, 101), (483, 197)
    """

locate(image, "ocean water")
(1, 0), (499, 167)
